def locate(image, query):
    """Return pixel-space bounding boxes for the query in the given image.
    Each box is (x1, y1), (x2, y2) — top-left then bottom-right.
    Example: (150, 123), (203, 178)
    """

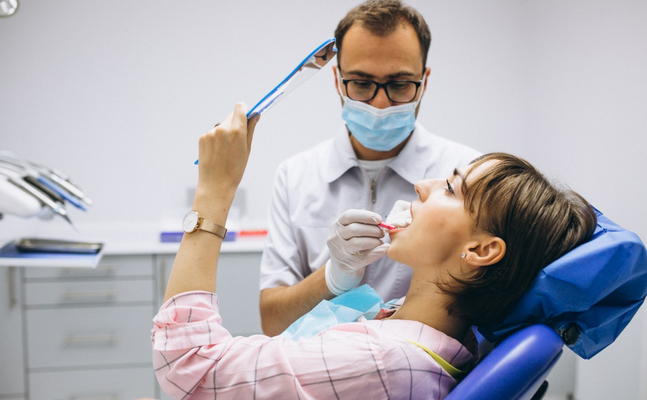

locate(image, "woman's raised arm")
(163, 103), (259, 302)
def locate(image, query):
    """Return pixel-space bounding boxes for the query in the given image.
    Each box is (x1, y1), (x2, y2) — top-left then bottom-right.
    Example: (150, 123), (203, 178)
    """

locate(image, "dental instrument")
(379, 222), (396, 231)
(0, 176), (42, 218)
(0, 152), (93, 207)
(0, 163), (73, 225)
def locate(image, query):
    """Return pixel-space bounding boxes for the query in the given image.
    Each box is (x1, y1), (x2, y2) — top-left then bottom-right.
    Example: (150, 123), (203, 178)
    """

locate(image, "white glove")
(385, 200), (412, 228)
(325, 209), (390, 295)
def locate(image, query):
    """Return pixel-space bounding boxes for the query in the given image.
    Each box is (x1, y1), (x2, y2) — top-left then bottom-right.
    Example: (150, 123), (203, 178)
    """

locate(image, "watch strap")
(199, 218), (228, 239)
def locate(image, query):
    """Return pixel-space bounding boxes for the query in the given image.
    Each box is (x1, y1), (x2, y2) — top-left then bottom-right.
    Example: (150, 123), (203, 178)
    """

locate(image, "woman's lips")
(388, 226), (406, 234)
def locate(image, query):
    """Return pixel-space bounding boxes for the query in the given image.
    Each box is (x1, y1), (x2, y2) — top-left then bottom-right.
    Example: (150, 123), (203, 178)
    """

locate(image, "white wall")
(520, 2), (647, 399)
(1, 1), (646, 398)
(0, 0), (531, 231)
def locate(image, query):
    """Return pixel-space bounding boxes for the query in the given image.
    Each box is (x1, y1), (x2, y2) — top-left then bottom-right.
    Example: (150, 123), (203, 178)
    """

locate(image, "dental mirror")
(246, 38), (337, 119)
(194, 38), (337, 164)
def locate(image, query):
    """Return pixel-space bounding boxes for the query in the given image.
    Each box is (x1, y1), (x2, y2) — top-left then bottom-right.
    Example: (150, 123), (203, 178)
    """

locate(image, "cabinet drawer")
(160, 252), (263, 336)
(24, 255), (153, 279)
(29, 366), (156, 400)
(25, 279), (153, 306)
(26, 305), (153, 369)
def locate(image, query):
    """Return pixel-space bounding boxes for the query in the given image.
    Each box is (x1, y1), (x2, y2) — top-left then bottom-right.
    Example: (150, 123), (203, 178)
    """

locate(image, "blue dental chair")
(447, 207), (647, 400)
(445, 324), (563, 400)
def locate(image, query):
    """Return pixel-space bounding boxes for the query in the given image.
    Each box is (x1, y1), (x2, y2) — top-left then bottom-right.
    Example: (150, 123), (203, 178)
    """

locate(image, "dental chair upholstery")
(445, 207), (647, 399)
(445, 324), (563, 400)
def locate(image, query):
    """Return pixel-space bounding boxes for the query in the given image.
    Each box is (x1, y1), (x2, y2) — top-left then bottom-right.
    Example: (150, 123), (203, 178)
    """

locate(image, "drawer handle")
(8, 267), (17, 309)
(61, 290), (118, 302)
(71, 396), (120, 400)
(60, 264), (118, 276)
(65, 334), (118, 347)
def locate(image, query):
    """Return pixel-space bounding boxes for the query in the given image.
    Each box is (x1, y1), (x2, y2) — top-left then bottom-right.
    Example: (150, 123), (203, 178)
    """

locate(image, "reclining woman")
(152, 103), (597, 400)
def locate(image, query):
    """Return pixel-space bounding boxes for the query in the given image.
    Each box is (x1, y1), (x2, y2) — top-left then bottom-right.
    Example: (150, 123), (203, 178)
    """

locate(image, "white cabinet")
(21, 254), (158, 400)
(158, 251), (264, 336)
(0, 267), (26, 400)
(0, 248), (263, 400)
(29, 367), (155, 400)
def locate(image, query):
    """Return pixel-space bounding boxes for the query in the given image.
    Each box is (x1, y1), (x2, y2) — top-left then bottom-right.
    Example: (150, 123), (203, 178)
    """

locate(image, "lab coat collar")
(324, 123), (430, 185)
(323, 125), (360, 183)
(387, 122), (431, 185)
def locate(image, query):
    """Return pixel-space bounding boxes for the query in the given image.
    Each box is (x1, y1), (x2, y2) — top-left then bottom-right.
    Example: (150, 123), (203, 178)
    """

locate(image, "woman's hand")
(196, 103), (260, 204)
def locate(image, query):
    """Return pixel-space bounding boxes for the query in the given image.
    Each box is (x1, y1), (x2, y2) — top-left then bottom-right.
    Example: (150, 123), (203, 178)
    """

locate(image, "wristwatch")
(182, 210), (227, 239)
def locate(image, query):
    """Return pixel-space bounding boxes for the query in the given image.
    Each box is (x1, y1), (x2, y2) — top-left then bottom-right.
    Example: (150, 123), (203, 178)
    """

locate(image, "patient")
(152, 103), (596, 399)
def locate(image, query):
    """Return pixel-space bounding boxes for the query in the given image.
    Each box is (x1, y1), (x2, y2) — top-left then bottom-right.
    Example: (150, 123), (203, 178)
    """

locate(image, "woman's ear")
(463, 235), (506, 267)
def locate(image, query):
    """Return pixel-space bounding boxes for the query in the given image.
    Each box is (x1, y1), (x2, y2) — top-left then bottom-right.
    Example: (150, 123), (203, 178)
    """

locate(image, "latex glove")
(325, 209), (390, 295)
(385, 200), (412, 228)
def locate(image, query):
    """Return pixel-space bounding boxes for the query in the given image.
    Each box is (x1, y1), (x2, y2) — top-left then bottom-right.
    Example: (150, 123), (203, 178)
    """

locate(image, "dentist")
(259, 0), (481, 335)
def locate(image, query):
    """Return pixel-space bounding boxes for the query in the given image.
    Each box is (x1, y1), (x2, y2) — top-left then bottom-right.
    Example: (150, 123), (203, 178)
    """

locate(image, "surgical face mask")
(339, 73), (423, 152)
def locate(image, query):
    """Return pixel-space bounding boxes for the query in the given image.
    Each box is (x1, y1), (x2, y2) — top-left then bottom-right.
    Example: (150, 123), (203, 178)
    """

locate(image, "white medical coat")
(260, 123), (481, 302)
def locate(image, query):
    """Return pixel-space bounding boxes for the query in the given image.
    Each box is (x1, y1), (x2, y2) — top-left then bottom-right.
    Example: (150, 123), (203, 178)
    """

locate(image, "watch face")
(182, 210), (199, 233)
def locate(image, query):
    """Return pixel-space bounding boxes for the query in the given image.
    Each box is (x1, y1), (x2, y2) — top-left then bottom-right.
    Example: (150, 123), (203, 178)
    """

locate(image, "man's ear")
(463, 235), (506, 267)
(332, 65), (341, 95)
(421, 66), (431, 94)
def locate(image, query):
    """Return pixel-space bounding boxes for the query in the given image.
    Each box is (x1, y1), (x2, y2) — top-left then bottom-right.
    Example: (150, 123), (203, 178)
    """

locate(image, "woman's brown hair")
(442, 153), (597, 326)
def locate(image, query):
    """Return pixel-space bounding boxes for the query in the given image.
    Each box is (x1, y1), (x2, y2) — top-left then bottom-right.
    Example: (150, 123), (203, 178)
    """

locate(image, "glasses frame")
(339, 74), (424, 104)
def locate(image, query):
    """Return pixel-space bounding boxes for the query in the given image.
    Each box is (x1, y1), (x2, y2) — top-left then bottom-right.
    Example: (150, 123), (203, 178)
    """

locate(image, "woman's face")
(387, 160), (498, 269)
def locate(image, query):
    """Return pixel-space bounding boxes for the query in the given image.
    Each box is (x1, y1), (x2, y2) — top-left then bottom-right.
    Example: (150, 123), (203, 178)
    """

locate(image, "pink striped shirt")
(152, 291), (476, 399)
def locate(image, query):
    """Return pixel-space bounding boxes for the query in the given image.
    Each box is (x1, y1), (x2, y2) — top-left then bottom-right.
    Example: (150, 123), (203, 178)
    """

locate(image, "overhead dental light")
(0, 0), (18, 18)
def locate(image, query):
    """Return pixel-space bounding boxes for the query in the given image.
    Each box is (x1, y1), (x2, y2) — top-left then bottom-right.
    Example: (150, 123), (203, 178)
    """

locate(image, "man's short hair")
(334, 0), (431, 71)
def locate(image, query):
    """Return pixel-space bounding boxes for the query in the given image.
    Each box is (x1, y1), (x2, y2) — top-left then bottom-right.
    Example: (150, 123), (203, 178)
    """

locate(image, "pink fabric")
(152, 291), (476, 400)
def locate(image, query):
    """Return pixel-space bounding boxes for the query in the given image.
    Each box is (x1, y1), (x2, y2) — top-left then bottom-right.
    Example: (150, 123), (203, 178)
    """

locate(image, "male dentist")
(260, 0), (481, 335)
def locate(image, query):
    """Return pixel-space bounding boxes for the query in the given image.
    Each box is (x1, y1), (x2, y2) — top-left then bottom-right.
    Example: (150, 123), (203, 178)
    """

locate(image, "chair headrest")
(478, 207), (647, 359)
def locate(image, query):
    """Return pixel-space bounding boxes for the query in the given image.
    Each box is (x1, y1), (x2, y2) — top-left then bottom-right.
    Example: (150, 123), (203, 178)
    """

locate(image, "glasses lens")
(345, 80), (418, 102)
(346, 80), (377, 101)
(386, 82), (417, 102)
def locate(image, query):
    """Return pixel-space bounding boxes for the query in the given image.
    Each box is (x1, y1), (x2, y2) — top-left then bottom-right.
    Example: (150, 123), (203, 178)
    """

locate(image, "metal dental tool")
(0, 163), (73, 225)
(0, 153), (92, 208)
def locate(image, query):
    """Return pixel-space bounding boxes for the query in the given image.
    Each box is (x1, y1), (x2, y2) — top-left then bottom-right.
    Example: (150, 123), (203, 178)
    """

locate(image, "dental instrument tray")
(14, 238), (103, 254)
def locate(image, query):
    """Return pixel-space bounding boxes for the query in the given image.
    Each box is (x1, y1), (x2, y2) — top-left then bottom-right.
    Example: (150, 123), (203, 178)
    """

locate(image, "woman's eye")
(445, 180), (455, 195)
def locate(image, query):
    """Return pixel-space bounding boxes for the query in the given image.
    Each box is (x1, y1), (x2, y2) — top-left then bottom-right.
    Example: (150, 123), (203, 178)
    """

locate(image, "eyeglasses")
(340, 74), (423, 103)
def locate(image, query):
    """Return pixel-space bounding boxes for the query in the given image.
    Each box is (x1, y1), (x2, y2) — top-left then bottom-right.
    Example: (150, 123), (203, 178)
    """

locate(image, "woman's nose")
(414, 179), (435, 201)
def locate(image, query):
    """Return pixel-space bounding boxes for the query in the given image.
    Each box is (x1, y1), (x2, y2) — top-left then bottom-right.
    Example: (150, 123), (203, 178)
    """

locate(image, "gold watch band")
(199, 218), (228, 239)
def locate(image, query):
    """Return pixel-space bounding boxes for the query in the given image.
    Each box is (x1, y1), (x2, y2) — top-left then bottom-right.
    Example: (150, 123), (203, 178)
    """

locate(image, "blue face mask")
(339, 74), (423, 152)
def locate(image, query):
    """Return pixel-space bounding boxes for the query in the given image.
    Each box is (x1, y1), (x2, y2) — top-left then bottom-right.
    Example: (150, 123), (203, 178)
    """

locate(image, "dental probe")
(379, 222), (397, 231)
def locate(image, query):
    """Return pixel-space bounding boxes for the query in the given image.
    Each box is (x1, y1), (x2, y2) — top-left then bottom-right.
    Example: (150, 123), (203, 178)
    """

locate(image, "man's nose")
(368, 86), (392, 109)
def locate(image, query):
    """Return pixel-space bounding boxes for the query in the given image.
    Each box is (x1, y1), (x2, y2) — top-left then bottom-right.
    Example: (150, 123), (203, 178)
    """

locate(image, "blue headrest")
(478, 207), (647, 359)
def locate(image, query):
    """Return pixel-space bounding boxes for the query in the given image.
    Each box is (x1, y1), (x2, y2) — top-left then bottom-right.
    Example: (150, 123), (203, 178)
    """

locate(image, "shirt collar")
(323, 125), (360, 183)
(323, 123), (431, 184)
(387, 122), (432, 185)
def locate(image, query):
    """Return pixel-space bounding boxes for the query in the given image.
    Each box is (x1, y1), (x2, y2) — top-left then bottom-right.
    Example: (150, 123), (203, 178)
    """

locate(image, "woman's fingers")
(196, 103), (261, 196)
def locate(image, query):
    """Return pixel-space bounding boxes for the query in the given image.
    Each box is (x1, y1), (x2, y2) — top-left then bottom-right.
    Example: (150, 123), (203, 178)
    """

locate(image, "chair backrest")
(478, 207), (647, 359)
(445, 325), (563, 400)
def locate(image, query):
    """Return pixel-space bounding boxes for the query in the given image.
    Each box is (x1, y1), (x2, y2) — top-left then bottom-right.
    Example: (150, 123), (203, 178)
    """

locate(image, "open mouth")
(383, 200), (413, 233)
(386, 220), (411, 234)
